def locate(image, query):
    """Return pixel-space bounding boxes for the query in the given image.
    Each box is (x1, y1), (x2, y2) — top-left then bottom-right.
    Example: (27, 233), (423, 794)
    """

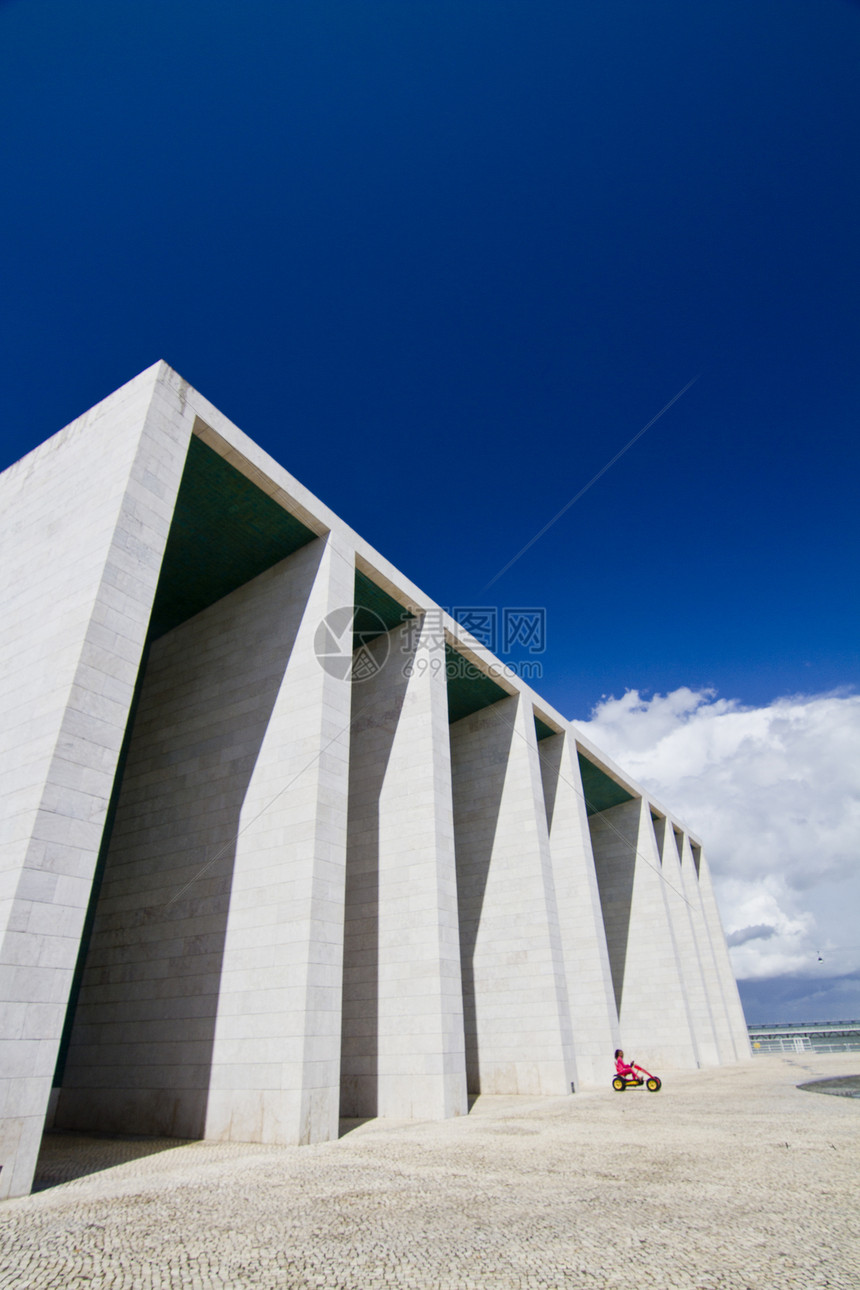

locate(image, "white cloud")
(578, 688), (860, 992)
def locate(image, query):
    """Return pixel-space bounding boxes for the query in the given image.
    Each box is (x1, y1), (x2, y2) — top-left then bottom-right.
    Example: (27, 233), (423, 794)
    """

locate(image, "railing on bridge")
(748, 1021), (860, 1054)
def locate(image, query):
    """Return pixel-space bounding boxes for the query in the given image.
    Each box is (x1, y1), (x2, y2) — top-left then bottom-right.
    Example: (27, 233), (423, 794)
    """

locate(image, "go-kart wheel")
(646, 1077), (661, 1092)
(612, 1076), (626, 1091)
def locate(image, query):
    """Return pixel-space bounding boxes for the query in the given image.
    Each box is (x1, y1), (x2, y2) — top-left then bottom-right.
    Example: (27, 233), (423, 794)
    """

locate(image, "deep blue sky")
(1, 0), (858, 722)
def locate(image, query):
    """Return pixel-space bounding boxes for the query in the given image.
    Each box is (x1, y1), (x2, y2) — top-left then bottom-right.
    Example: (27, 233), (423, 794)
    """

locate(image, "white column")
(0, 364), (194, 1199)
(653, 819), (719, 1067)
(696, 848), (751, 1061)
(677, 833), (737, 1063)
(589, 798), (698, 1070)
(538, 733), (619, 1087)
(340, 615), (467, 1120)
(451, 694), (575, 1096)
(204, 535), (355, 1144)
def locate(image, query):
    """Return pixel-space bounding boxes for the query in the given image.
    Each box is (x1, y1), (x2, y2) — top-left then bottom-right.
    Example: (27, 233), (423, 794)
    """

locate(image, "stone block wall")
(653, 820), (720, 1066)
(538, 734), (620, 1088)
(589, 799), (698, 1070)
(57, 536), (354, 1147)
(341, 617), (466, 1121)
(450, 696), (575, 1096)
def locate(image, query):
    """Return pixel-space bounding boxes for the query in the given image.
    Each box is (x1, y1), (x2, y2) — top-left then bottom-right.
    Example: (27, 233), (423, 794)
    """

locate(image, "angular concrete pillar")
(538, 733), (619, 1087)
(450, 695), (575, 1096)
(653, 819), (720, 1067)
(56, 535), (354, 1148)
(203, 535), (356, 1143)
(340, 614), (467, 1120)
(0, 364), (195, 1199)
(696, 847), (751, 1061)
(677, 833), (737, 1063)
(590, 798), (698, 1070)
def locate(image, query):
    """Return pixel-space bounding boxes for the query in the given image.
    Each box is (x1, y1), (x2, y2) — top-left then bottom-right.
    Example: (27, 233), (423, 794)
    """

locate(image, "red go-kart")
(612, 1061), (661, 1092)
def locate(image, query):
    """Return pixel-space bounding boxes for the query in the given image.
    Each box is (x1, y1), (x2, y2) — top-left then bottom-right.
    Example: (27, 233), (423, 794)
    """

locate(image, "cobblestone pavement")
(1, 1054), (858, 1290)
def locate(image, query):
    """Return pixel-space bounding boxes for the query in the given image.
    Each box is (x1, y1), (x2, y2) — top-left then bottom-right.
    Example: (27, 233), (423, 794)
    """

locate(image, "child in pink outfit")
(614, 1048), (636, 1077)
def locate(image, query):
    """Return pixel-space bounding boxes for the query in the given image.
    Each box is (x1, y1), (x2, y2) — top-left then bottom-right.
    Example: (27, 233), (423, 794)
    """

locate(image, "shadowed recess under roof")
(446, 644), (510, 724)
(535, 716), (556, 741)
(148, 436), (317, 640)
(578, 753), (636, 816)
(353, 570), (412, 647)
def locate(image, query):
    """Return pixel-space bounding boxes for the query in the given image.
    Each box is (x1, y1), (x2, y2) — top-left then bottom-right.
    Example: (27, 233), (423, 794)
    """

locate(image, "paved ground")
(1, 1053), (858, 1290)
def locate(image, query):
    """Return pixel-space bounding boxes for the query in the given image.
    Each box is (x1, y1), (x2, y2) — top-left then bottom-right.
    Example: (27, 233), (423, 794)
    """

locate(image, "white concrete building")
(0, 363), (750, 1198)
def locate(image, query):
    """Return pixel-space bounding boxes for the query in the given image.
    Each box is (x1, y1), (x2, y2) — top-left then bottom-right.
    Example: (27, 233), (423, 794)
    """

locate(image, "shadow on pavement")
(338, 1117), (375, 1138)
(33, 1130), (193, 1191)
(797, 1075), (860, 1099)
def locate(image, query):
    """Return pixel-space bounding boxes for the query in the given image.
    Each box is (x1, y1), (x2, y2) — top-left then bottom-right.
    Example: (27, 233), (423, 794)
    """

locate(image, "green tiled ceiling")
(148, 436), (317, 640)
(578, 753), (636, 816)
(353, 570), (412, 646)
(446, 645), (510, 724)
(534, 716), (557, 741)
